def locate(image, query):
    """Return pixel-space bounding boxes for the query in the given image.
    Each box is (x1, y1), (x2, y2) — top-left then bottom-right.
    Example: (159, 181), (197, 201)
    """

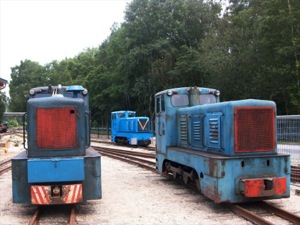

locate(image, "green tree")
(9, 60), (48, 112)
(0, 92), (8, 122)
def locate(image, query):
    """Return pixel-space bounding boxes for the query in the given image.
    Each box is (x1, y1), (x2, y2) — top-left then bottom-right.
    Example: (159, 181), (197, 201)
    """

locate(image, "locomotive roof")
(29, 85), (88, 98)
(111, 110), (135, 114)
(155, 87), (218, 96)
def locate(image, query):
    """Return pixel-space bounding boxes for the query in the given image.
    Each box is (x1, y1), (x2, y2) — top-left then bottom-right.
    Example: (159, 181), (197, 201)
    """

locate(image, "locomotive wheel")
(183, 173), (189, 185)
(172, 172), (177, 179)
(195, 179), (201, 191)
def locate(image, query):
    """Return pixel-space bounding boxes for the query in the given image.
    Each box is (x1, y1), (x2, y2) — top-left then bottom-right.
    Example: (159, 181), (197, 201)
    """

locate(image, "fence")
(277, 115), (300, 166)
(91, 116), (300, 166)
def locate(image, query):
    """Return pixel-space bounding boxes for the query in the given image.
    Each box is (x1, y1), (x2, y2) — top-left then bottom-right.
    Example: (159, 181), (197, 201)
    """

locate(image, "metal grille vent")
(179, 115), (188, 142)
(193, 121), (201, 141)
(234, 106), (275, 152)
(209, 118), (219, 145)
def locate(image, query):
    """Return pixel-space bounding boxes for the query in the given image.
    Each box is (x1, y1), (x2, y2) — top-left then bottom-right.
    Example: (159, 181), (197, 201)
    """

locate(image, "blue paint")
(27, 158), (84, 183)
(155, 87), (290, 203)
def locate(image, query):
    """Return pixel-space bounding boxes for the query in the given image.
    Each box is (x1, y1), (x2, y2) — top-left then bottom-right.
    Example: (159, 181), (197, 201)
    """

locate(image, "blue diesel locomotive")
(111, 110), (153, 146)
(12, 85), (101, 205)
(155, 86), (290, 203)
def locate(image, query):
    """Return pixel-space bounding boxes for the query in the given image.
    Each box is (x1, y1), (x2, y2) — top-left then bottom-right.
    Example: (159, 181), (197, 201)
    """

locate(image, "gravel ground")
(0, 135), (300, 224)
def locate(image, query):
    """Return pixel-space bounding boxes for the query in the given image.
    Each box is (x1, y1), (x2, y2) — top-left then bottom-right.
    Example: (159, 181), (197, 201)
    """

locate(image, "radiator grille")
(234, 106), (275, 152)
(36, 107), (77, 149)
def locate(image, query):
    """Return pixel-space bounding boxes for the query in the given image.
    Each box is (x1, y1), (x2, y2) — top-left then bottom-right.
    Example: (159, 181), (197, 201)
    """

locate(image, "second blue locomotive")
(155, 86), (290, 203)
(12, 85), (101, 205)
(111, 110), (153, 146)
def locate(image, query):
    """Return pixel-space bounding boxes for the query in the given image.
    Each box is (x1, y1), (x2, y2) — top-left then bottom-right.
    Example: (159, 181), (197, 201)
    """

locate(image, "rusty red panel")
(242, 177), (287, 197)
(234, 106), (275, 153)
(36, 108), (77, 149)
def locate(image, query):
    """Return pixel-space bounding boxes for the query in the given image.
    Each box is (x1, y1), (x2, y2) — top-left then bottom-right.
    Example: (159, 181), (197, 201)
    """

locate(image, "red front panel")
(241, 177), (287, 197)
(234, 106), (275, 153)
(36, 108), (77, 149)
(31, 184), (82, 204)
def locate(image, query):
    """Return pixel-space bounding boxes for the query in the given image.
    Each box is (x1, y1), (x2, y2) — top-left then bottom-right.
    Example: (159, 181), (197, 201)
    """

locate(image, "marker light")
(215, 90), (220, 96)
(29, 89), (35, 96)
(82, 88), (88, 96)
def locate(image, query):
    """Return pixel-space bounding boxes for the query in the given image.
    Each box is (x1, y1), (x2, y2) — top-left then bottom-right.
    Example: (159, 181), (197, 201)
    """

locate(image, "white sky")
(0, 0), (131, 94)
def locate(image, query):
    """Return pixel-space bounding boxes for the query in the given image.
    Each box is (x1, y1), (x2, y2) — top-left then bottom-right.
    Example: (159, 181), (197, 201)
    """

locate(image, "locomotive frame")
(155, 86), (290, 203)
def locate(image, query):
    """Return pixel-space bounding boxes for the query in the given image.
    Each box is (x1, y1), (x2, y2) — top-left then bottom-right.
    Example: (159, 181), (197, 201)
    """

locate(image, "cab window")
(199, 95), (217, 105)
(171, 94), (189, 107)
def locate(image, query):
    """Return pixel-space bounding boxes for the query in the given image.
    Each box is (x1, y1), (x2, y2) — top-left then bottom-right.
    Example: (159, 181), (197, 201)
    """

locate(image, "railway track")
(93, 146), (156, 172)
(28, 205), (76, 225)
(92, 139), (300, 184)
(91, 138), (156, 151)
(0, 158), (11, 175)
(229, 201), (300, 225)
(92, 144), (300, 224)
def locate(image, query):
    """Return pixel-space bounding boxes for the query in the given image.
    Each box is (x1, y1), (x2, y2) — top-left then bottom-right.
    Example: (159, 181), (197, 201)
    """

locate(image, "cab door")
(155, 94), (166, 153)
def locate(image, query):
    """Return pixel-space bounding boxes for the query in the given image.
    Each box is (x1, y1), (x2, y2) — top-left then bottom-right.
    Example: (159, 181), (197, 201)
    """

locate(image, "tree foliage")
(8, 0), (300, 126)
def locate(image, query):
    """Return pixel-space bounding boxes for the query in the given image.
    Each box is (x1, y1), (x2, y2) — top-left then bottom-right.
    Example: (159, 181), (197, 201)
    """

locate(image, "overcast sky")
(0, 0), (132, 93)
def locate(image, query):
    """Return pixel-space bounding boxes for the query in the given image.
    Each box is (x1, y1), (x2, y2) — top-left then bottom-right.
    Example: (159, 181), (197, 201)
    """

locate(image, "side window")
(161, 95), (165, 112)
(156, 95), (165, 113)
(128, 112), (135, 117)
(111, 114), (116, 120)
(156, 96), (160, 113)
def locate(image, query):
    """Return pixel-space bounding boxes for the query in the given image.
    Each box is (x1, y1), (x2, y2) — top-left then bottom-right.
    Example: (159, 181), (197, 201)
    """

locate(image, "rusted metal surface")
(28, 208), (40, 225)
(241, 177), (287, 197)
(257, 201), (300, 224)
(28, 206), (77, 225)
(91, 138), (156, 151)
(94, 146), (156, 172)
(229, 201), (300, 225)
(69, 206), (76, 225)
(229, 204), (274, 225)
(0, 158), (11, 175)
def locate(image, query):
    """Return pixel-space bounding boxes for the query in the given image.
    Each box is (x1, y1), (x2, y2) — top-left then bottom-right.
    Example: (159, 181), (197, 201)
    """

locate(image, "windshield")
(171, 94), (217, 107)
(199, 95), (217, 105)
(171, 94), (189, 107)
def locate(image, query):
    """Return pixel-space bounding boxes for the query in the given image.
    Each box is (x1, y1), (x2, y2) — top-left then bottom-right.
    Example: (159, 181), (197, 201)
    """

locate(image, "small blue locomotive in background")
(155, 86), (290, 203)
(12, 85), (101, 205)
(111, 110), (153, 146)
